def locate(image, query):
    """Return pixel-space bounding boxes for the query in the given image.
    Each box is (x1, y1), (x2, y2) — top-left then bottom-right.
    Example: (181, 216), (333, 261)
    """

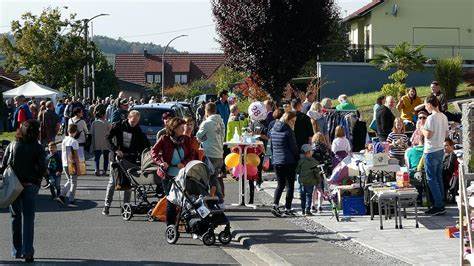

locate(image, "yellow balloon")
(245, 153), (261, 167)
(225, 153), (240, 168)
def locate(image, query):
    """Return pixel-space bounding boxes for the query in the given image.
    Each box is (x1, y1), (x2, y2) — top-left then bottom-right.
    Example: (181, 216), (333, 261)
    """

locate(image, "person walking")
(12, 95), (33, 130)
(196, 102), (226, 203)
(1, 119), (46, 263)
(269, 111), (299, 217)
(301, 91), (315, 114)
(151, 117), (195, 226)
(68, 108), (88, 148)
(111, 99), (129, 123)
(102, 110), (150, 215)
(291, 98), (314, 150)
(90, 106), (110, 176)
(195, 101), (206, 127)
(422, 94), (449, 215)
(216, 90), (230, 130)
(58, 124), (81, 207)
(39, 101), (60, 146)
(369, 95), (385, 132)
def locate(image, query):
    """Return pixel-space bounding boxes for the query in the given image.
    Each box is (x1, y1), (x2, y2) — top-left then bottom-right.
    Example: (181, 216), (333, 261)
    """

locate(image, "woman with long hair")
(1, 119), (46, 262)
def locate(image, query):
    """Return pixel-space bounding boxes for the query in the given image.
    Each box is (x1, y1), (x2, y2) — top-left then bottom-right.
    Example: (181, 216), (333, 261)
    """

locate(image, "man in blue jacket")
(216, 90), (230, 130)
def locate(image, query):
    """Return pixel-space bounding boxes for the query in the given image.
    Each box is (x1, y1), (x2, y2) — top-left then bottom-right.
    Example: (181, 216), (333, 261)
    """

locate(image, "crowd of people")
(0, 80), (462, 262)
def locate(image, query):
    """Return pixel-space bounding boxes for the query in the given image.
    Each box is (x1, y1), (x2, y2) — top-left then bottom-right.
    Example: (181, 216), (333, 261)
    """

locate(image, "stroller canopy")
(168, 160), (210, 205)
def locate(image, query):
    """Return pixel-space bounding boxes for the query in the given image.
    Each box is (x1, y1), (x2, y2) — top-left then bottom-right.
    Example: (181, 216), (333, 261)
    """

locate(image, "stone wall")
(462, 102), (474, 174)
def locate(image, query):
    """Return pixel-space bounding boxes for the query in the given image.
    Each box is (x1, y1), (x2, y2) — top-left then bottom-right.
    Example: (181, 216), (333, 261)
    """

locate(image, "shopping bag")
(151, 197), (167, 222)
(262, 156), (270, 171)
(0, 143), (24, 208)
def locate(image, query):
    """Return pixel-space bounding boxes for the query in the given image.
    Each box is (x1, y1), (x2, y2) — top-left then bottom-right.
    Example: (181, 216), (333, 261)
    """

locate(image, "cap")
(301, 144), (312, 153)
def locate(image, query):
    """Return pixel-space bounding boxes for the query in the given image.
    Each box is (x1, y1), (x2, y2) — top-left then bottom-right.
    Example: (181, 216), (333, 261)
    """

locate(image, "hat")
(301, 144), (312, 153)
(119, 98), (129, 106)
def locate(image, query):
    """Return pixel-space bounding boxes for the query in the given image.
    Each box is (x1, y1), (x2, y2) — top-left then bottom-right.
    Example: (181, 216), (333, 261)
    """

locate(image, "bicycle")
(317, 164), (340, 222)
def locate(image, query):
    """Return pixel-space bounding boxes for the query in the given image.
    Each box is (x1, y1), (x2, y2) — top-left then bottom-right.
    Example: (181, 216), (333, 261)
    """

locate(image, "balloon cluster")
(224, 146), (262, 180)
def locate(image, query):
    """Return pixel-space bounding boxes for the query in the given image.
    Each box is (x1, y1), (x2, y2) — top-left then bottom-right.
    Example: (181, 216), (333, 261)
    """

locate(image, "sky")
(0, 0), (371, 53)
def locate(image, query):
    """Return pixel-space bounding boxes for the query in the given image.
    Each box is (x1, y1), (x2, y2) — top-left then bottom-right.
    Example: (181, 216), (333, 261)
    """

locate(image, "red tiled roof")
(344, 0), (384, 22)
(115, 53), (225, 86)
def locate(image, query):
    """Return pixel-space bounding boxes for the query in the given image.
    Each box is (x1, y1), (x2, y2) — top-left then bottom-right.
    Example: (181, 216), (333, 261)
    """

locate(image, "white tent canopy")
(3, 81), (64, 105)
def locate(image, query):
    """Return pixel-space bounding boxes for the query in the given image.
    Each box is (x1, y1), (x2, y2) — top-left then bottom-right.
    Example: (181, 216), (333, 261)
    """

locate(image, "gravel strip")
(256, 191), (410, 266)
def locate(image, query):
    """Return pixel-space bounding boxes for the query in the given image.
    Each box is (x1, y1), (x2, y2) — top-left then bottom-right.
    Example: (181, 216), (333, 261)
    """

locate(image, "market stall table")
(224, 141), (264, 208)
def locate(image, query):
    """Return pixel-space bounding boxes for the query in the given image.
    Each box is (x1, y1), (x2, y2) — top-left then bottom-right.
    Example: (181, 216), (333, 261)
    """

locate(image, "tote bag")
(0, 143), (24, 208)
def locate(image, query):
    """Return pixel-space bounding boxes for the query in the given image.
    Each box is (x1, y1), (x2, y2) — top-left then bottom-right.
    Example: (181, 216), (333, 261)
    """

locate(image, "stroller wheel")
(202, 231), (216, 246)
(166, 225), (179, 244)
(218, 230), (232, 245)
(147, 209), (156, 222)
(122, 203), (133, 221)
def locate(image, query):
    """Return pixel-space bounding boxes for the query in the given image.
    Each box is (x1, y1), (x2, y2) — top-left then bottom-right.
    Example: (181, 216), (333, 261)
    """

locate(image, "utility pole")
(83, 20), (88, 98)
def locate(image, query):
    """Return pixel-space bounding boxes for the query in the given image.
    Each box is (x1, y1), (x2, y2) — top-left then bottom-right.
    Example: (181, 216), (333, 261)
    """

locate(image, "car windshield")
(136, 108), (170, 127)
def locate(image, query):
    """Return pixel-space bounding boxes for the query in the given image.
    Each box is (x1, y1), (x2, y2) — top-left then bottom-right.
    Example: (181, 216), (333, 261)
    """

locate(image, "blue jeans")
(10, 184), (40, 258)
(425, 149), (445, 209)
(299, 184), (314, 211)
(94, 150), (110, 173)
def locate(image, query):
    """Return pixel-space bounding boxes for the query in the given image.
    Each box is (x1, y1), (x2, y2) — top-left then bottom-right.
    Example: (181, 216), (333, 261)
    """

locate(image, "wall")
(370, 0), (474, 60)
(317, 62), (433, 99)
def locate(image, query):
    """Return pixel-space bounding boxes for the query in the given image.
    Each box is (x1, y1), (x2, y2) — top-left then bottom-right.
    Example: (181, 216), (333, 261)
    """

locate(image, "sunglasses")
(418, 116), (427, 120)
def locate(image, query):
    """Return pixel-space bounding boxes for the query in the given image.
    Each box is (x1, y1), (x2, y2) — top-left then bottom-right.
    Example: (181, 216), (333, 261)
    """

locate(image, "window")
(145, 73), (161, 84)
(174, 74), (188, 84)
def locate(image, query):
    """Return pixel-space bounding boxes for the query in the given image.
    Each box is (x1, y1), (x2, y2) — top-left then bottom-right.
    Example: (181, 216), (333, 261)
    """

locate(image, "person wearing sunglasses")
(411, 111), (428, 146)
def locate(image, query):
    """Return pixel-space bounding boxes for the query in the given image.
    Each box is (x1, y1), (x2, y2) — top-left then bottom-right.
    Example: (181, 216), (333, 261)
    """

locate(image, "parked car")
(192, 94), (217, 110)
(131, 103), (186, 143)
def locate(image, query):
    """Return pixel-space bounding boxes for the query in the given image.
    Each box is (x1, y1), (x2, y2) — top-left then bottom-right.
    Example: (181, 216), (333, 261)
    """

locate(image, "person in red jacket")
(151, 117), (196, 226)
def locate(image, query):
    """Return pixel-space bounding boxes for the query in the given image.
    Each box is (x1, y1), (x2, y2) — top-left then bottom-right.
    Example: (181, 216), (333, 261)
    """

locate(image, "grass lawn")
(0, 131), (16, 142)
(349, 83), (471, 125)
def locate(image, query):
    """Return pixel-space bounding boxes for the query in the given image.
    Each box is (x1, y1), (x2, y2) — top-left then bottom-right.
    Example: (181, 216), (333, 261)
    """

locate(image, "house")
(114, 52), (225, 89)
(0, 67), (20, 93)
(344, 0), (474, 62)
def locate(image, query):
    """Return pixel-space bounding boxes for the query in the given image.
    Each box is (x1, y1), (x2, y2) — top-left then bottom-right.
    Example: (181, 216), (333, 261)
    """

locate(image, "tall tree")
(0, 8), (87, 91)
(212, 0), (340, 101)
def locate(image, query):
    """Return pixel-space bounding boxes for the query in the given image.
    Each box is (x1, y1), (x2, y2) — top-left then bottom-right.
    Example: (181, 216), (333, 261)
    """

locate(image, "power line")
(120, 24), (214, 38)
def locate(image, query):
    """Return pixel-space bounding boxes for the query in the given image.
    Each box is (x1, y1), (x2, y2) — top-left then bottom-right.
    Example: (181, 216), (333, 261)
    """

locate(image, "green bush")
(389, 70), (408, 84)
(164, 85), (188, 100)
(187, 79), (217, 98)
(435, 56), (463, 100)
(381, 82), (405, 98)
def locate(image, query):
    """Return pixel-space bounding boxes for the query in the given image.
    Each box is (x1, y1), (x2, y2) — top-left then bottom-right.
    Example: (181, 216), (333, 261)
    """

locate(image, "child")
(331, 126), (351, 162)
(312, 132), (333, 212)
(387, 118), (409, 166)
(59, 124), (81, 207)
(46, 142), (62, 200)
(405, 135), (425, 205)
(295, 144), (321, 216)
(443, 138), (458, 202)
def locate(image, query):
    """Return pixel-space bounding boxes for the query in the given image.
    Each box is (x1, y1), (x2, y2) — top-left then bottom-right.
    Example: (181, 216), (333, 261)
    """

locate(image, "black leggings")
(162, 178), (177, 226)
(273, 164), (296, 210)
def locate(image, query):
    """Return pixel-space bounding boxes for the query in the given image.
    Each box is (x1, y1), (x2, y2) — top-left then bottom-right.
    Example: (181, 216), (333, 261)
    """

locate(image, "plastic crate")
(342, 196), (366, 216)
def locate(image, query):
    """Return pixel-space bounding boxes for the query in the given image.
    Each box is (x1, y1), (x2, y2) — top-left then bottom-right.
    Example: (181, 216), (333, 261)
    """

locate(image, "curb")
(231, 222), (291, 266)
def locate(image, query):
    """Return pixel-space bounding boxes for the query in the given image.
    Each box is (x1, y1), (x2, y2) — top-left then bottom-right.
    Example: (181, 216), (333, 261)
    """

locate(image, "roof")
(344, 0), (384, 22)
(117, 79), (147, 93)
(115, 53), (225, 85)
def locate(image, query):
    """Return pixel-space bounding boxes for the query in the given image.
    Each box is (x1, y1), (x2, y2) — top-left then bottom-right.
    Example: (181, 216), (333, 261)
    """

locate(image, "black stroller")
(165, 160), (231, 246)
(113, 148), (164, 221)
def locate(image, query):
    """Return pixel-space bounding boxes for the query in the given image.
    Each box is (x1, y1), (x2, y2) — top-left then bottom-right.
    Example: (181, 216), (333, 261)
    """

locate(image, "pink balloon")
(232, 164), (244, 178)
(247, 165), (258, 177)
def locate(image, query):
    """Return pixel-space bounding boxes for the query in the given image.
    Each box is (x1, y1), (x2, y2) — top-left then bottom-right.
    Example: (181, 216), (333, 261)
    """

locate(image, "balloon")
(232, 164), (244, 178)
(245, 153), (261, 167)
(247, 165), (258, 177)
(248, 101), (267, 121)
(225, 153), (240, 168)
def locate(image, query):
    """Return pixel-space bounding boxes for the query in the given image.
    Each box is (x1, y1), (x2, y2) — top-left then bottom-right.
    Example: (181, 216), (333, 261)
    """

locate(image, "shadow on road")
(0, 259), (231, 265)
(0, 194), (98, 214)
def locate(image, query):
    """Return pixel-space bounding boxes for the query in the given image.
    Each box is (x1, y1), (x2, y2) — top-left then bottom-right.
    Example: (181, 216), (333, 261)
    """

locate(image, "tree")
(211, 66), (246, 91)
(212, 0), (340, 102)
(92, 44), (118, 98)
(0, 8), (87, 92)
(371, 42), (427, 83)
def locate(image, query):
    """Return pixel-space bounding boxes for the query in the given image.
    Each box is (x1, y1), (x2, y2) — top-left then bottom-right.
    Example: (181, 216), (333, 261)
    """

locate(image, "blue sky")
(0, 0), (371, 53)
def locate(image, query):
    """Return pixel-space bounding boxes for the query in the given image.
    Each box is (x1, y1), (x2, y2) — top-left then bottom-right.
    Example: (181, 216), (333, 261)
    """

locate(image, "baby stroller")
(114, 148), (164, 221)
(166, 160), (231, 246)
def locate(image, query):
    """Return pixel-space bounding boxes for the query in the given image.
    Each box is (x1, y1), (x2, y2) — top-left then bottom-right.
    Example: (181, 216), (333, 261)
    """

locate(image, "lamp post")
(161, 34), (188, 99)
(82, 13), (109, 99)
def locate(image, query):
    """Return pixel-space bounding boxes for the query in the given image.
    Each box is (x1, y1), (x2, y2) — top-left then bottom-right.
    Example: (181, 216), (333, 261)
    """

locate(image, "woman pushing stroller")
(151, 117), (197, 226)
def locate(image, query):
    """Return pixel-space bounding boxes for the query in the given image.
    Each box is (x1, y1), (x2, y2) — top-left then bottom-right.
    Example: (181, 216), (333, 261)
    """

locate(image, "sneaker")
(94, 171), (100, 176)
(256, 184), (264, 191)
(42, 183), (51, 189)
(318, 207), (323, 213)
(102, 206), (110, 216)
(305, 210), (313, 216)
(67, 202), (78, 208)
(58, 196), (66, 205)
(284, 209), (295, 216)
(55, 197), (65, 205)
(271, 206), (282, 217)
(192, 234), (199, 239)
(301, 209), (306, 216)
(24, 256), (34, 263)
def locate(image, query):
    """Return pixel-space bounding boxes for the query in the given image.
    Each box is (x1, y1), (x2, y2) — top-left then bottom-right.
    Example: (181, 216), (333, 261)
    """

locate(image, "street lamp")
(162, 34), (188, 99)
(82, 13), (109, 99)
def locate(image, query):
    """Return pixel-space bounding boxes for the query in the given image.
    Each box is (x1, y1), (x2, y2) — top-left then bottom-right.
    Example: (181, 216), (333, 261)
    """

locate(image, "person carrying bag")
(0, 142), (24, 208)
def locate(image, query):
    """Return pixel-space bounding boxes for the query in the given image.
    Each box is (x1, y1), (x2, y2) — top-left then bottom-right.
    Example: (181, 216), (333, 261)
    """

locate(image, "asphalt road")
(0, 161), (249, 265)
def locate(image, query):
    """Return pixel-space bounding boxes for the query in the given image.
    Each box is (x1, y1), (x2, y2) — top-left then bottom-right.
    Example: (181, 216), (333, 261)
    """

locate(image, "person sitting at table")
(411, 111), (428, 146)
(442, 138), (458, 203)
(405, 135), (426, 205)
(387, 118), (409, 166)
(397, 87), (422, 129)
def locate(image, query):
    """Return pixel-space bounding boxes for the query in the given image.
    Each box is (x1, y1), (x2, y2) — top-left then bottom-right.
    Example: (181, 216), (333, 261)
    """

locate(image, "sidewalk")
(261, 173), (458, 265)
